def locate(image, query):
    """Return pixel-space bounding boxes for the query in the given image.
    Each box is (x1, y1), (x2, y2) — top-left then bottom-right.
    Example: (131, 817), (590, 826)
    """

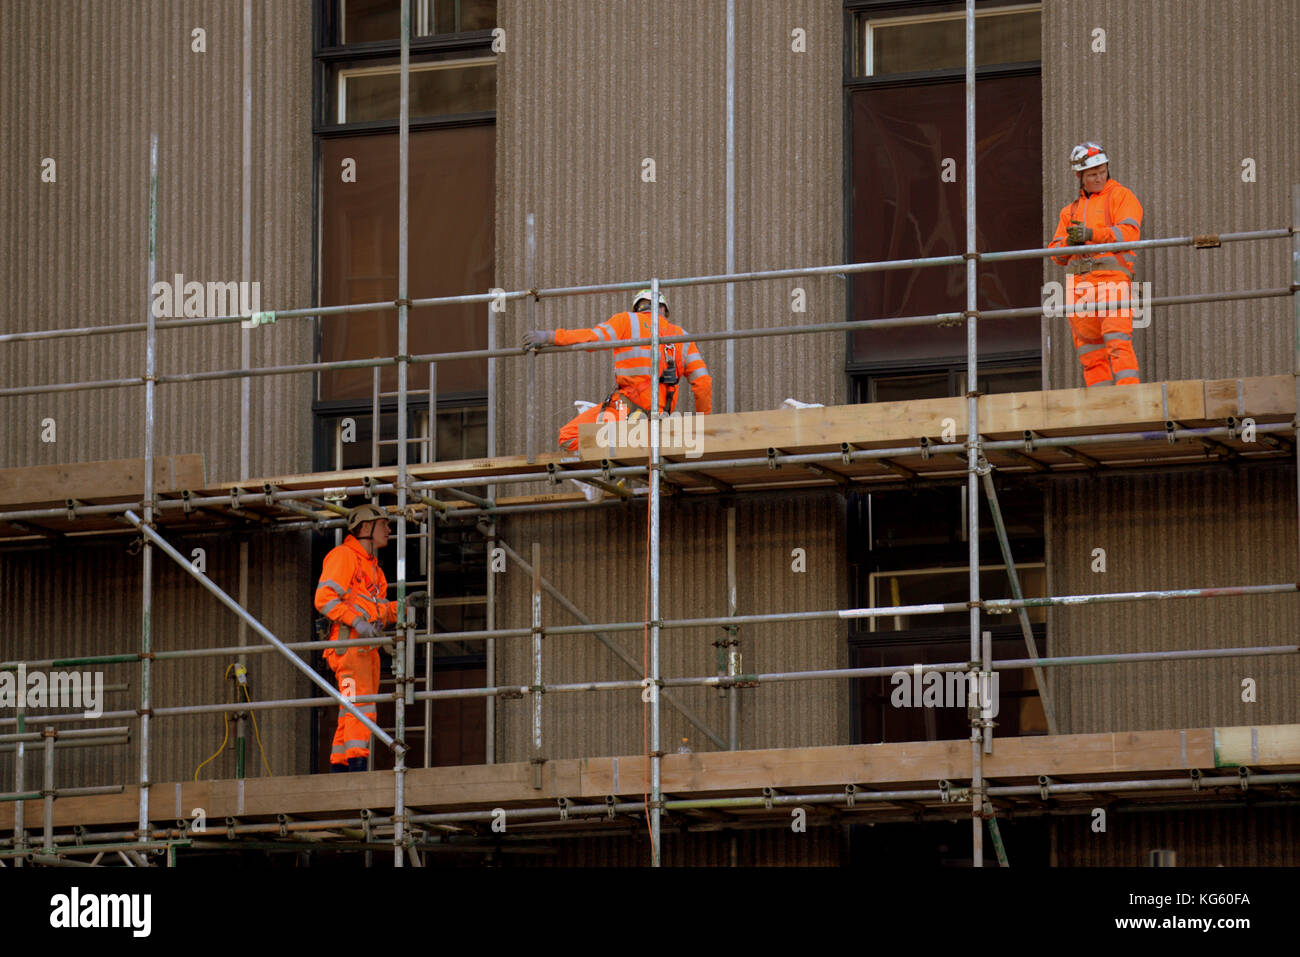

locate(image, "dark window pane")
(320, 126), (494, 401)
(850, 74), (1042, 364)
(866, 9), (1040, 76)
(342, 0), (497, 43)
(871, 372), (950, 402)
(852, 635), (1046, 743)
(336, 59), (496, 123)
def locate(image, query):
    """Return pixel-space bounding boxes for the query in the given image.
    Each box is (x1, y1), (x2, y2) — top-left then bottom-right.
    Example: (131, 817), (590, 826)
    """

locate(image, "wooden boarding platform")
(4, 725), (1297, 838)
(0, 376), (1293, 543)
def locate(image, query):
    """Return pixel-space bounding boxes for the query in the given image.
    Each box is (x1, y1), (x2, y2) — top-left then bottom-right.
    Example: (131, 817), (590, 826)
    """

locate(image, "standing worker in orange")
(1048, 142), (1144, 387)
(522, 289), (714, 452)
(314, 503), (426, 772)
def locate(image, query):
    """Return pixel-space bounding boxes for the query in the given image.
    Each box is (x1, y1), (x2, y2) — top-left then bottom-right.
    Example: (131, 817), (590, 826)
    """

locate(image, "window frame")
(841, 0), (1043, 384)
(310, 0), (496, 435)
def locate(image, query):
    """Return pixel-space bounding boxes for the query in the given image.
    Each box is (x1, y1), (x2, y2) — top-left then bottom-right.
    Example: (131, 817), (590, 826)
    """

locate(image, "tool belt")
(601, 390), (648, 420)
(1066, 257), (1104, 274)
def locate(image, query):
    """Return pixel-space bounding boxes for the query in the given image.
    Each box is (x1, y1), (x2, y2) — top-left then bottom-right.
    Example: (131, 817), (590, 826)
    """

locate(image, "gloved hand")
(522, 329), (555, 351)
(350, 618), (378, 639)
(1066, 222), (1093, 245)
(405, 590), (429, 609)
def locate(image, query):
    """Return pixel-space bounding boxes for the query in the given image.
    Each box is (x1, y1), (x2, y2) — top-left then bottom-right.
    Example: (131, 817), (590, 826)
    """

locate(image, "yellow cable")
(241, 683), (274, 778)
(193, 714), (230, 781)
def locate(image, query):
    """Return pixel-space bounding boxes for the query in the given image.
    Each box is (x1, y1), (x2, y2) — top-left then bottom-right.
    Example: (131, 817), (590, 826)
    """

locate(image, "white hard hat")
(1070, 142), (1109, 173)
(632, 289), (668, 314)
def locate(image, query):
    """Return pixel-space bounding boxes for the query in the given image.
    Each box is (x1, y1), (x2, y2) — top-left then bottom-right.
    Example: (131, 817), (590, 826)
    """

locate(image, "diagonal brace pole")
(123, 511), (398, 753)
(495, 537), (726, 749)
(978, 471), (1060, 736)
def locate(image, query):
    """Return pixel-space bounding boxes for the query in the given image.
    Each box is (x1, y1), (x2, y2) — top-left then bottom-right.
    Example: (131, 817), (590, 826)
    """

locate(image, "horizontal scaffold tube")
(0, 421), (1291, 529)
(1, 226), (1288, 346)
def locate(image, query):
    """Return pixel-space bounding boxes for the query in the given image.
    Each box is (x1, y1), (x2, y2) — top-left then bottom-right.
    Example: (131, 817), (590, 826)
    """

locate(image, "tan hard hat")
(346, 503), (389, 532)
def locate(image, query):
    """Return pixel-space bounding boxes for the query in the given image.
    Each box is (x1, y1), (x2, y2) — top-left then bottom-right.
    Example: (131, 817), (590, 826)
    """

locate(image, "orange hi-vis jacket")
(314, 534), (398, 661)
(1048, 177), (1143, 278)
(554, 310), (713, 415)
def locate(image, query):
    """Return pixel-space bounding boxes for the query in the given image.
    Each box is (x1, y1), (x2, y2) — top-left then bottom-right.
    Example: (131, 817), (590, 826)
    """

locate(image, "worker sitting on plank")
(314, 503), (427, 772)
(522, 289), (714, 453)
(1048, 141), (1145, 388)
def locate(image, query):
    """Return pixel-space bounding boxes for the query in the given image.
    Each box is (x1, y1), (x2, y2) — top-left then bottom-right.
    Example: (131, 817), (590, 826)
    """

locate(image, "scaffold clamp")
(767, 447), (780, 470)
(1239, 767), (1251, 791)
(546, 462), (559, 485)
(605, 795), (618, 820)
(557, 797), (570, 821)
(1165, 420), (1177, 445)
(920, 436), (931, 460)
(1023, 430), (1036, 453)
(841, 442), (853, 466)
(763, 787), (776, 809)
(844, 784), (857, 809)
(1189, 768), (1203, 791)
(938, 779), (952, 803)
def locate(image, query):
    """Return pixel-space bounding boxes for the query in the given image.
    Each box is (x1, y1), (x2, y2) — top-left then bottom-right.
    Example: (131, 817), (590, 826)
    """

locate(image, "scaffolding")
(2, 0), (1300, 867)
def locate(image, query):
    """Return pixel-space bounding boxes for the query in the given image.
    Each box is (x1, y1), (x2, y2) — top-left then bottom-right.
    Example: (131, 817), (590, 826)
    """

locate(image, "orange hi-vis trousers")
(326, 644), (380, 767)
(1067, 272), (1139, 387)
(558, 386), (667, 452)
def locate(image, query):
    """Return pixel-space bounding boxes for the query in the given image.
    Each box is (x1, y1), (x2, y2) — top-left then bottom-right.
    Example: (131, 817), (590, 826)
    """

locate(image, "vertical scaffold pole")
(531, 541), (543, 778)
(649, 276), (663, 867)
(393, 0), (411, 869)
(139, 133), (159, 841)
(1292, 185), (1299, 577)
(963, 0), (984, 868)
(525, 213), (537, 462)
(42, 728), (54, 852)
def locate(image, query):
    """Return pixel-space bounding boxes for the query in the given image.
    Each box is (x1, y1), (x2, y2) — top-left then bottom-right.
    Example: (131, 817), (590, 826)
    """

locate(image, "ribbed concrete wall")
(1042, 0), (1300, 388)
(1045, 466), (1300, 734)
(0, 0), (315, 789)
(495, 0), (845, 460)
(1054, 806), (1300, 866)
(0, 532), (313, 788)
(495, 495), (848, 761)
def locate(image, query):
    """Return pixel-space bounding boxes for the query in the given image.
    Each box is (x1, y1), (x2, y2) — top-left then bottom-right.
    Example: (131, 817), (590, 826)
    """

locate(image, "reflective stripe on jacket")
(1049, 177), (1143, 278)
(553, 311), (713, 414)
(314, 534), (397, 659)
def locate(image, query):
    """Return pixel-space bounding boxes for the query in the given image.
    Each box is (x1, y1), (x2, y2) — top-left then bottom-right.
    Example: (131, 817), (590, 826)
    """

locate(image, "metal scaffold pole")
(963, 0), (983, 868)
(649, 276), (663, 867)
(1293, 185), (1300, 576)
(139, 132), (159, 842)
(393, 0), (412, 868)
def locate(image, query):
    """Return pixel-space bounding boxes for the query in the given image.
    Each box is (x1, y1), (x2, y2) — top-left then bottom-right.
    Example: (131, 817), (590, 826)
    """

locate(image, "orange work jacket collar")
(342, 533), (378, 564)
(1077, 177), (1122, 200)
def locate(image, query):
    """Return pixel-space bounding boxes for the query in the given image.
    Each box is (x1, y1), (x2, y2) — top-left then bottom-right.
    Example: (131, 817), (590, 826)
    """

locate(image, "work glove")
(405, 590), (429, 609)
(522, 329), (555, 351)
(350, 618), (378, 639)
(1066, 222), (1093, 245)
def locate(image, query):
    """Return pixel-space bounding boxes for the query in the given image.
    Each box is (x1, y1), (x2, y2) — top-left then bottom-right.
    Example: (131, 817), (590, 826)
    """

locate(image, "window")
(337, 0), (496, 44)
(856, 364), (1041, 402)
(845, 3), (1042, 377)
(847, 482), (1047, 744)
(333, 57), (496, 123)
(856, 4), (1040, 77)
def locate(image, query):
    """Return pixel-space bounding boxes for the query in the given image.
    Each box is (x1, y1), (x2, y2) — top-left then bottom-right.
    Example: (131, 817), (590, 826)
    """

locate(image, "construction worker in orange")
(1049, 142), (1144, 387)
(314, 504), (423, 772)
(522, 289), (713, 452)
